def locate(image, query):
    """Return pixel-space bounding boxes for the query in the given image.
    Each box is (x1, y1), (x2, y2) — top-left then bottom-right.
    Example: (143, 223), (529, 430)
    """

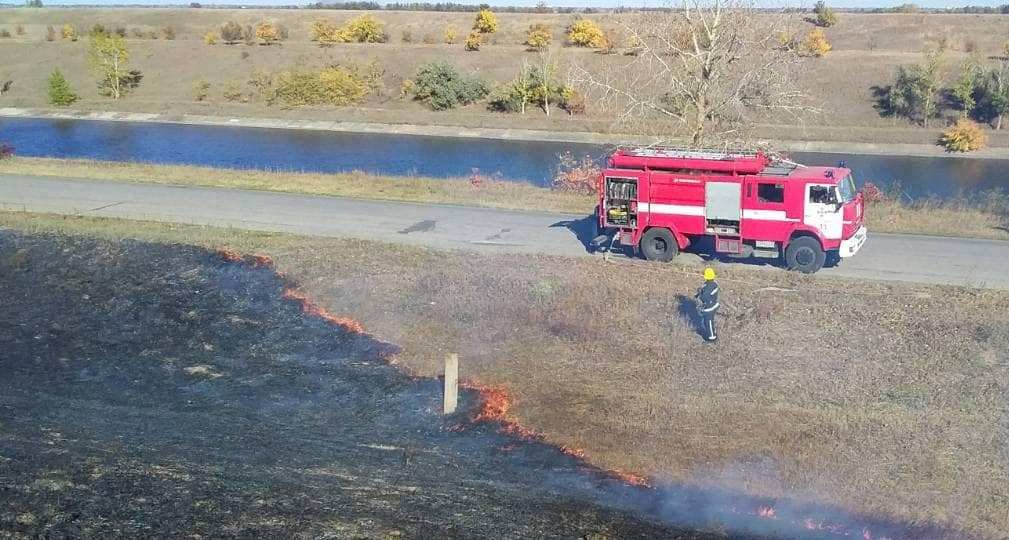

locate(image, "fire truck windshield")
(838, 174), (856, 203)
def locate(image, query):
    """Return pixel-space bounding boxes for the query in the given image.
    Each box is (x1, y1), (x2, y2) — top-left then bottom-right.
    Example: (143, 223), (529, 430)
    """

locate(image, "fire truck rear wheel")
(640, 228), (679, 262)
(784, 236), (825, 274)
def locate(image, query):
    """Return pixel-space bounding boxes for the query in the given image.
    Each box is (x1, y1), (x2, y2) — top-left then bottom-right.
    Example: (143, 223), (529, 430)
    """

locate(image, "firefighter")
(695, 267), (720, 342)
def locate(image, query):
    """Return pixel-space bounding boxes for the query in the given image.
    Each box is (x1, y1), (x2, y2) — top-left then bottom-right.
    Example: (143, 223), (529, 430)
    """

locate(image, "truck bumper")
(839, 226), (867, 258)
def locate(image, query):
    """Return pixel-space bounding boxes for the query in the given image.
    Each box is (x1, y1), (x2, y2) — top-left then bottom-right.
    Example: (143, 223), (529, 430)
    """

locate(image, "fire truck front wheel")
(640, 228), (679, 262)
(784, 236), (826, 274)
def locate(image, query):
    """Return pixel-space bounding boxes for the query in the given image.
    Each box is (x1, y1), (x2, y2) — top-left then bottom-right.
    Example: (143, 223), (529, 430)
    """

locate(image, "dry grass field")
(3, 8), (1009, 146)
(2, 210), (1006, 538)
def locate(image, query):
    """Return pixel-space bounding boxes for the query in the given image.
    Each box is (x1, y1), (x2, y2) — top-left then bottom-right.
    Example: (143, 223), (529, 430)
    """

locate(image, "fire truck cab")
(595, 148), (867, 274)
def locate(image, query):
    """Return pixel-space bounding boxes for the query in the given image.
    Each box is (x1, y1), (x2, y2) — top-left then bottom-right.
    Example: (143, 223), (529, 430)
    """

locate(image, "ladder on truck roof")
(610, 147), (770, 174)
(619, 147), (764, 161)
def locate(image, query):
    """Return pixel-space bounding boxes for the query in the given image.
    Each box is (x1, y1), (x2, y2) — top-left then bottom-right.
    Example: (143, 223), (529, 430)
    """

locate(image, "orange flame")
(216, 248), (244, 263)
(282, 288), (366, 334)
(461, 380), (652, 488)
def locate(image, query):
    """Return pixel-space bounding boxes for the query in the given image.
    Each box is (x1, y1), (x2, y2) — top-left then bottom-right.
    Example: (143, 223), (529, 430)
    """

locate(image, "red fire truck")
(594, 148), (867, 273)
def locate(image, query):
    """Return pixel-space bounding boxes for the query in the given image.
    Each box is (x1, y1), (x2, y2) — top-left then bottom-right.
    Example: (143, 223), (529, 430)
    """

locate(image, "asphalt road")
(3, 174), (1008, 290)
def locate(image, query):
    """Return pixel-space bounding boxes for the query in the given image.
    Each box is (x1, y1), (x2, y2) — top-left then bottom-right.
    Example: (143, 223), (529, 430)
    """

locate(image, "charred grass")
(2, 157), (1008, 241)
(1, 211), (1007, 538)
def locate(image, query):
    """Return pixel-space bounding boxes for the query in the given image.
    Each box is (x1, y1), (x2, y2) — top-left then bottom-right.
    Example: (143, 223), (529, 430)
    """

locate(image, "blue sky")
(36, 0), (1009, 8)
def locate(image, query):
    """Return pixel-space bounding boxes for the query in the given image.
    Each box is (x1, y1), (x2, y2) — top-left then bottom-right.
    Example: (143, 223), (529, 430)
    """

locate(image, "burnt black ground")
(0, 231), (971, 540)
(0, 231), (731, 539)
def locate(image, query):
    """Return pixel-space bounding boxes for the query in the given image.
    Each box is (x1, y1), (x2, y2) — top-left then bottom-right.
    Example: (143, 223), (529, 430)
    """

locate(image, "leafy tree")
(25, 0), (43, 7)
(336, 14), (386, 43)
(472, 9), (499, 34)
(951, 57), (980, 118)
(812, 1), (838, 27)
(444, 25), (458, 44)
(220, 21), (243, 44)
(411, 61), (489, 110)
(524, 23), (552, 50)
(311, 18), (340, 45)
(255, 21), (281, 45)
(47, 69), (78, 106)
(88, 32), (135, 100)
(939, 119), (986, 152)
(886, 47), (944, 126)
(566, 19), (605, 48)
(464, 31), (481, 51)
(979, 62), (1009, 130)
(801, 28), (831, 57)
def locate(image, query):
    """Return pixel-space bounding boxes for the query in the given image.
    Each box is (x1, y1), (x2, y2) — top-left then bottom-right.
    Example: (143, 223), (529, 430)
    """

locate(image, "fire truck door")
(804, 184), (843, 239)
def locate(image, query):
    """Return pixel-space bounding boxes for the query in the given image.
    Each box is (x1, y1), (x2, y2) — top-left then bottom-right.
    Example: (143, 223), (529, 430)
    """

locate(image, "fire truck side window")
(809, 185), (837, 204)
(757, 183), (784, 204)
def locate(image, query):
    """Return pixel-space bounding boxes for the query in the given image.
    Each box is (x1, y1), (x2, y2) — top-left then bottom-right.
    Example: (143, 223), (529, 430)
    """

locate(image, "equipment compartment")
(604, 177), (638, 227)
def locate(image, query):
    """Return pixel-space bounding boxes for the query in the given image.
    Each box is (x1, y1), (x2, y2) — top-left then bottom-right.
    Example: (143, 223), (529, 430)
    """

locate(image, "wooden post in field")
(443, 353), (458, 415)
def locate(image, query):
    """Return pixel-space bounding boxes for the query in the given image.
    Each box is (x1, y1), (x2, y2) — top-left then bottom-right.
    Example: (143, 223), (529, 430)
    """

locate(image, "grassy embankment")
(2, 157), (1007, 240)
(1, 210), (1007, 538)
(3, 8), (1009, 147)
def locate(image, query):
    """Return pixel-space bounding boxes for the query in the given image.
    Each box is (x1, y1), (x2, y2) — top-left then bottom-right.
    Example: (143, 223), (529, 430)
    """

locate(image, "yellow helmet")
(703, 268), (716, 281)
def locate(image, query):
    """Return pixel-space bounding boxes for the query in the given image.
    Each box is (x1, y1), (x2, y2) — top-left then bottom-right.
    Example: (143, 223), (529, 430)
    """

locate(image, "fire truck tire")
(784, 236), (826, 274)
(640, 228), (679, 262)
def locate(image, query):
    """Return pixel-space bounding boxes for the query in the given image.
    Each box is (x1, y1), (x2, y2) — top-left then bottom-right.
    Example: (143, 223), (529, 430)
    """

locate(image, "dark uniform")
(696, 279), (720, 342)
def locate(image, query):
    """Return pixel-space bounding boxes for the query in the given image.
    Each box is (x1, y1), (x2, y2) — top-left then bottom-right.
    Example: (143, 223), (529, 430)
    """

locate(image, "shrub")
(777, 31), (799, 51)
(220, 20), (243, 44)
(560, 86), (585, 115)
(261, 65), (374, 107)
(422, 31), (439, 44)
(1003, 40), (1009, 59)
(0, 30), (10, 39)
(940, 119), (987, 152)
(400, 28), (413, 43)
(411, 61), (489, 110)
(223, 81), (246, 102)
(444, 25), (458, 44)
(89, 24), (107, 37)
(131, 28), (145, 39)
(489, 63), (564, 114)
(812, 1), (838, 27)
(861, 182), (887, 203)
(312, 19), (340, 45)
(113, 26), (126, 37)
(566, 19), (605, 48)
(61, 24), (77, 41)
(525, 23), (552, 50)
(45, 25), (55, 41)
(0, 143), (13, 160)
(338, 14), (386, 43)
(801, 28), (831, 57)
(553, 151), (599, 194)
(203, 31), (218, 45)
(255, 21), (281, 45)
(47, 69), (78, 107)
(243, 25), (255, 45)
(162, 26), (176, 40)
(193, 79), (211, 101)
(464, 31), (481, 51)
(15, 25), (25, 36)
(473, 9), (499, 34)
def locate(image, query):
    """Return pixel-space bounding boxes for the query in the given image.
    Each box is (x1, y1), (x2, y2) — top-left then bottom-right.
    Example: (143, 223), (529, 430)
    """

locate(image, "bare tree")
(568, 0), (818, 147)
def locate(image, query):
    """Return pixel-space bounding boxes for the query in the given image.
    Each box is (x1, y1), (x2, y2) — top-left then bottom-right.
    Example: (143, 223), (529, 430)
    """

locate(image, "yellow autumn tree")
(473, 9), (498, 34)
(801, 28), (831, 57)
(567, 19), (606, 48)
(525, 23), (552, 50)
(255, 21), (280, 45)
